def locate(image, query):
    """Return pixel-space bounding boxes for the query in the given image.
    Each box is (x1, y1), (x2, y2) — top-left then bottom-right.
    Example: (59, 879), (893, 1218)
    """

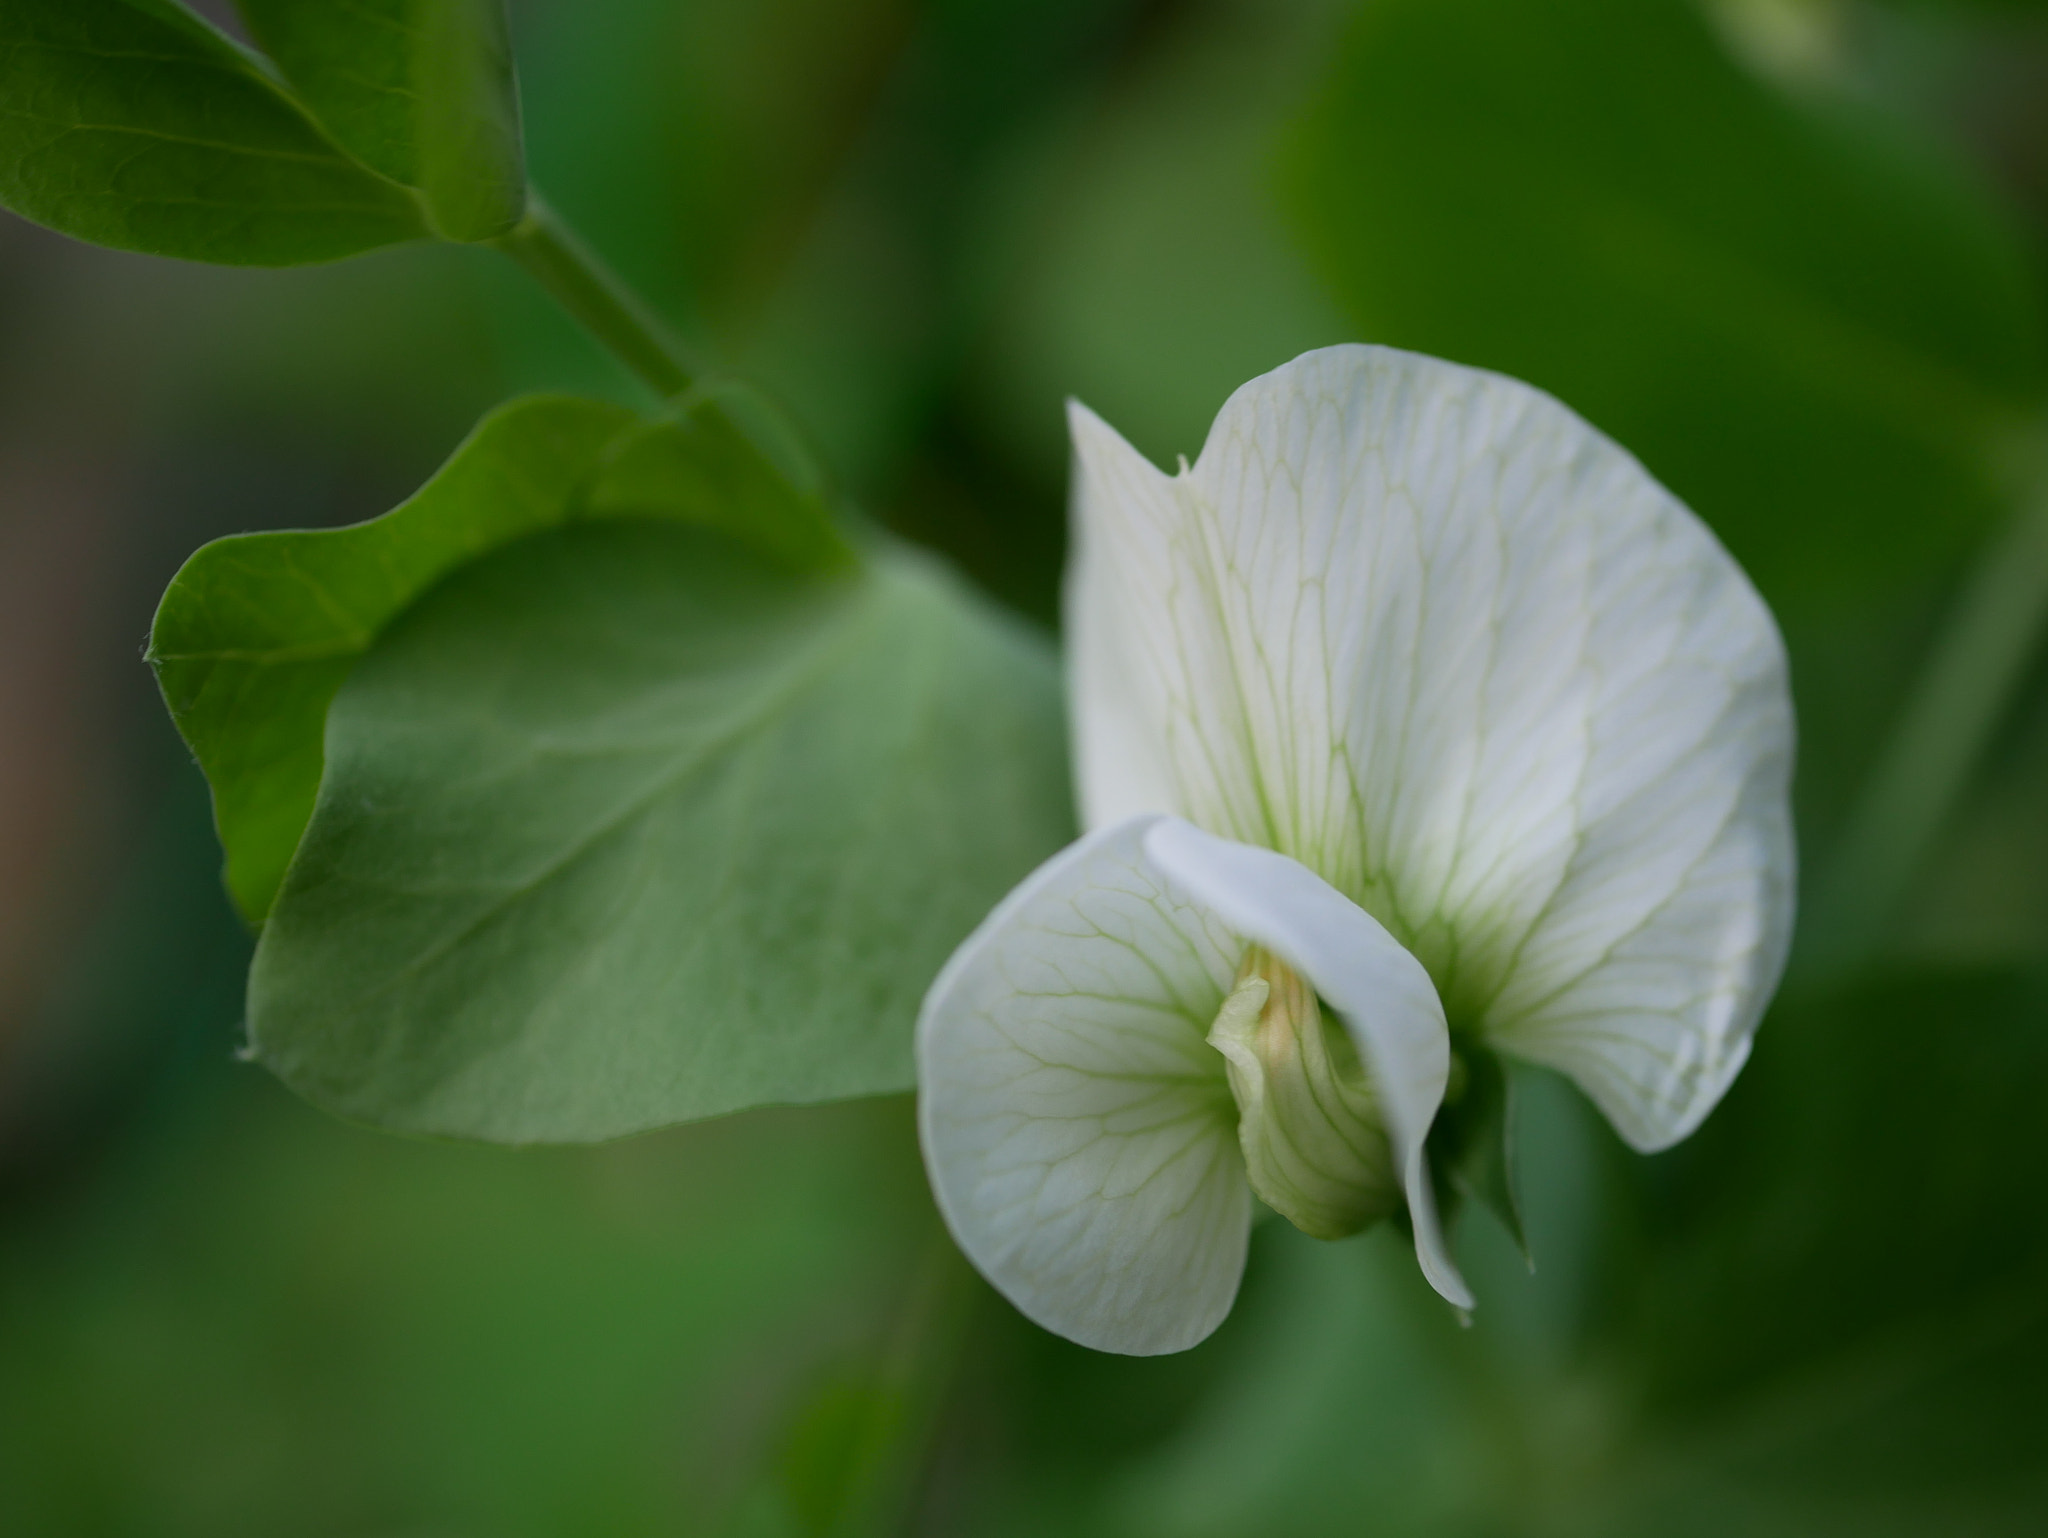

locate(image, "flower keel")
(1207, 947), (1395, 1240)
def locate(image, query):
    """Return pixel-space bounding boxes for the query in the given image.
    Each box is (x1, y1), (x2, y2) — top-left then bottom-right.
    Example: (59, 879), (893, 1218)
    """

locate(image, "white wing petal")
(1066, 344), (1794, 1152)
(917, 816), (1251, 1355)
(1065, 402), (1189, 831)
(1143, 818), (1472, 1311)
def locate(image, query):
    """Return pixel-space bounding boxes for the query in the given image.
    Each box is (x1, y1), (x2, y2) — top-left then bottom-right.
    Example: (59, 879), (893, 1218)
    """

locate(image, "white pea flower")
(917, 345), (1795, 1355)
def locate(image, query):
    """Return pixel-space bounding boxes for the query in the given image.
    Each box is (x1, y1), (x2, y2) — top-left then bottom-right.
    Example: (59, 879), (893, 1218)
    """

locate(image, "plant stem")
(1802, 440), (2048, 978)
(837, 1234), (977, 1537)
(489, 192), (695, 398)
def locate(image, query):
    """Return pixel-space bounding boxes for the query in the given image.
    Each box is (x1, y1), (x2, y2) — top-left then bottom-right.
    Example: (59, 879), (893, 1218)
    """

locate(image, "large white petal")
(1066, 344), (1794, 1152)
(917, 816), (1251, 1356)
(1143, 818), (1472, 1311)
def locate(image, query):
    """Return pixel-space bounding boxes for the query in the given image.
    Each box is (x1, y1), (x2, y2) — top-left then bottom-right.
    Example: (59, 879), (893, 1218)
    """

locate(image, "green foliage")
(775, 1373), (913, 1535)
(153, 368), (1066, 1139)
(1087, 967), (2048, 1537)
(250, 519), (1070, 1141)
(1604, 968), (2048, 1530)
(0, 0), (427, 264)
(0, 0), (529, 263)
(1285, 0), (2047, 608)
(150, 389), (854, 928)
(0, 1051), (936, 1538)
(973, 0), (1352, 493)
(150, 396), (632, 924)
(589, 380), (856, 571)
(1627, 969), (2048, 1420)
(233, 0), (527, 241)
(15, 0), (2048, 1527)
(759, 1252), (970, 1538)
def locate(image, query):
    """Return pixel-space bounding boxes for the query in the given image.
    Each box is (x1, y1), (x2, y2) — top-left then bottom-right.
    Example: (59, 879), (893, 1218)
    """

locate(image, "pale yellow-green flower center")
(1205, 946), (1397, 1240)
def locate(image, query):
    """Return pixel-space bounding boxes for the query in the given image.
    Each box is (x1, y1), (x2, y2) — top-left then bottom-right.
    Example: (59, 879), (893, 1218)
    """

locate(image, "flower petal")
(1066, 344), (1794, 1152)
(917, 816), (1251, 1355)
(1065, 404), (1188, 832)
(1143, 818), (1472, 1311)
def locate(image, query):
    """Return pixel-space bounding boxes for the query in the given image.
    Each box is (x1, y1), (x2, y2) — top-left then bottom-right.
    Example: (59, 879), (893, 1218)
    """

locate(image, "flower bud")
(1205, 946), (1397, 1239)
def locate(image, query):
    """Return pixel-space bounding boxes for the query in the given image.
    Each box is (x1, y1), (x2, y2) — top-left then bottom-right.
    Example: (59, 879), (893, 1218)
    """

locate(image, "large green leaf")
(0, 0), (427, 264)
(233, 0), (526, 241)
(249, 519), (1073, 1141)
(1285, 0), (2047, 608)
(150, 389), (853, 926)
(151, 396), (632, 924)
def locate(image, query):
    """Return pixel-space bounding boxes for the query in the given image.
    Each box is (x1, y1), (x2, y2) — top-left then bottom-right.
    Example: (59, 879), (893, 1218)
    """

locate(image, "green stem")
(489, 192), (695, 398)
(834, 1235), (976, 1537)
(1802, 440), (2048, 978)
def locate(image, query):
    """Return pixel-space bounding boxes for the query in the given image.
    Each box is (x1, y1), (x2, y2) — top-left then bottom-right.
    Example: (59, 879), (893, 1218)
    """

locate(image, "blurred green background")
(3, 0), (2047, 1531)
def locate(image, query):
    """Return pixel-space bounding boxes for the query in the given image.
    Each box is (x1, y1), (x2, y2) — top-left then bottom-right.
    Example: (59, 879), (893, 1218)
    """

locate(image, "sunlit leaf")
(1285, 0), (2047, 608)
(251, 519), (1072, 1140)
(234, 0), (526, 241)
(0, 0), (427, 264)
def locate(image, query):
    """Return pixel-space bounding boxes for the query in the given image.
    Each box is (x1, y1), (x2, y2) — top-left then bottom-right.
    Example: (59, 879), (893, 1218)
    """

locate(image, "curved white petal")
(916, 816), (1251, 1356)
(1066, 345), (1794, 1152)
(1143, 819), (1472, 1311)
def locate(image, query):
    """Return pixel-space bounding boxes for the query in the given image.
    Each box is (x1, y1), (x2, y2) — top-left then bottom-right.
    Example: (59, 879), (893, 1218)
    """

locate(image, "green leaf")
(588, 378), (856, 574)
(150, 387), (852, 927)
(150, 396), (634, 925)
(1284, 0), (2048, 609)
(0, 0), (428, 264)
(248, 519), (1073, 1141)
(233, 0), (526, 241)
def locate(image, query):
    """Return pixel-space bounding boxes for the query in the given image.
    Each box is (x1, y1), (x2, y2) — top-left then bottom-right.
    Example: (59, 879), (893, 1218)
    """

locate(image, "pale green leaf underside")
(150, 389), (850, 926)
(0, 0), (427, 265)
(255, 521), (1075, 1142)
(149, 396), (636, 923)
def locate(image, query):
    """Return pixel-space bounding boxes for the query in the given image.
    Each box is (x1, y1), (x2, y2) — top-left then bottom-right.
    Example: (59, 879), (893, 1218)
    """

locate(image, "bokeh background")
(4, 0), (2047, 1532)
